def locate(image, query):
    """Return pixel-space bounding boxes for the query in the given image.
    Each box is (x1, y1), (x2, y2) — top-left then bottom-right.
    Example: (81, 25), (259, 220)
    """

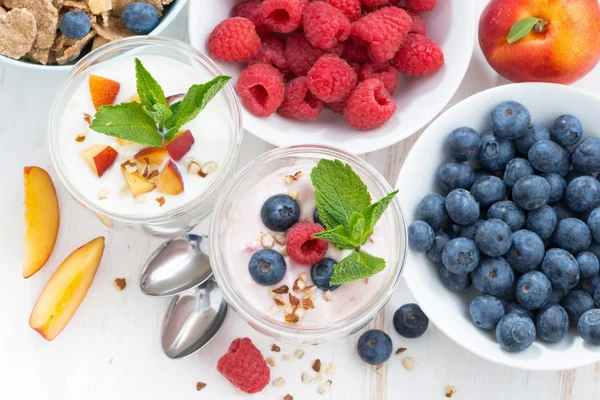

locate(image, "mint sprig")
(90, 102), (162, 147)
(135, 58), (171, 123)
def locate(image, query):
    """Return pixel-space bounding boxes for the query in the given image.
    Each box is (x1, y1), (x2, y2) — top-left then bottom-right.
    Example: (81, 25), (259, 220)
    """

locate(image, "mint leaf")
(90, 102), (162, 147)
(310, 159), (371, 230)
(507, 17), (540, 43)
(144, 103), (172, 123)
(330, 251), (386, 285)
(313, 225), (359, 250)
(362, 190), (398, 231)
(135, 58), (167, 111)
(164, 75), (231, 140)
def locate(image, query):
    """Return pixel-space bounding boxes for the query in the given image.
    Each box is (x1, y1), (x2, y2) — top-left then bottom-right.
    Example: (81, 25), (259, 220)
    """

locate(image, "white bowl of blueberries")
(397, 82), (600, 370)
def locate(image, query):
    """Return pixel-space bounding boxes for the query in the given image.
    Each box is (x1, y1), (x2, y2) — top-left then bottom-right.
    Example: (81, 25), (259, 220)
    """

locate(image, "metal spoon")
(140, 234), (212, 297)
(161, 278), (228, 358)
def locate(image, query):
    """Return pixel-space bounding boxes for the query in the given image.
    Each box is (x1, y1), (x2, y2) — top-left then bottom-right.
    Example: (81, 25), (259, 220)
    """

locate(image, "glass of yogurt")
(209, 145), (407, 344)
(48, 37), (243, 237)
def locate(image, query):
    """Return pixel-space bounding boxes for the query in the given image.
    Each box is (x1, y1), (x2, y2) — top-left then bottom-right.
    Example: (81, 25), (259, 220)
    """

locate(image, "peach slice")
(164, 130), (195, 161)
(121, 163), (156, 198)
(134, 147), (168, 167)
(80, 145), (118, 177)
(89, 74), (120, 111)
(128, 93), (141, 103)
(156, 160), (184, 195)
(29, 237), (105, 341)
(23, 167), (60, 279)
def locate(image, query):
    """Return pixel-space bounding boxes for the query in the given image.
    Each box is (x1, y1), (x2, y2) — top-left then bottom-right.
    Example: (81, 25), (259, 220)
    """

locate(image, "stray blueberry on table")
(442, 237), (480, 275)
(357, 329), (393, 365)
(561, 290), (595, 326)
(536, 303), (569, 343)
(439, 265), (471, 292)
(488, 201), (526, 231)
(393, 303), (429, 338)
(542, 248), (580, 291)
(437, 161), (475, 192)
(516, 271), (552, 310)
(565, 176), (600, 213)
(417, 193), (448, 230)
(496, 312), (536, 353)
(506, 229), (545, 273)
(514, 123), (550, 155)
(572, 138), (600, 174)
(472, 257), (514, 297)
(122, 2), (160, 34)
(261, 194), (300, 231)
(471, 176), (506, 208)
(503, 158), (534, 191)
(60, 11), (91, 40)
(248, 249), (287, 285)
(446, 127), (481, 162)
(527, 140), (565, 173)
(469, 295), (505, 330)
(490, 101), (530, 140)
(553, 218), (592, 254)
(474, 218), (512, 257)
(445, 189), (480, 226)
(477, 131), (515, 171)
(551, 114), (583, 147)
(408, 221), (435, 252)
(577, 252), (600, 280)
(426, 231), (450, 263)
(311, 258), (340, 291)
(578, 309), (600, 344)
(525, 205), (557, 241)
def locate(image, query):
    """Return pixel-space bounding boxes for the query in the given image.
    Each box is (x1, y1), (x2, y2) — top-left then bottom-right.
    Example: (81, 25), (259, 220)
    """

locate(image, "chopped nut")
(294, 307), (305, 319)
(273, 297), (286, 306)
(147, 170), (159, 180)
(324, 363), (336, 375)
(284, 395), (293, 400)
(289, 294), (300, 307)
(285, 307), (293, 314)
(284, 175), (294, 184)
(301, 371), (313, 383)
(445, 385), (457, 398)
(114, 278), (126, 291)
(271, 285), (289, 295)
(299, 273), (309, 283)
(294, 349), (304, 359)
(273, 233), (286, 245)
(273, 378), (286, 387)
(324, 290), (333, 302)
(196, 382), (206, 391)
(156, 197), (165, 207)
(302, 296), (315, 310)
(288, 190), (298, 200)
(271, 344), (281, 353)
(316, 368), (324, 382)
(187, 161), (201, 175)
(75, 134), (86, 142)
(182, 157), (194, 166)
(270, 305), (278, 314)
(267, 357), (277, 367)
(376, 364), (387, 376)
(293, 278), (306, 292)
(201, 161), (218, 175)
(278, 246), (288, 256)
(395, 347), (407, 355)
(83, 113), (92, 124)
(317, 380), (332, 394)
(124, 164), (137, 173)
(402, 357), (415, 371)
(312, 359), (321, 372)
(97, 188), (109, 200)
(261, 233), (275, 249)
(304, 285), (317, 296)
(137, 162), (149, 177)
(122, 160), (136, 168)
(282, 354), (292, 361)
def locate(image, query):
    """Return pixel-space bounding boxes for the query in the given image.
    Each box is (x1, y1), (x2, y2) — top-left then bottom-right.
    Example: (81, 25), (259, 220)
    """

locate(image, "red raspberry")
(351, 6), (412, 63)
(361, 0), (390, 7)
(303, 2), (351, 50)
(348, 61), (361, 75)
(286, 222), (329, 265)
(405, 0), (436, 12)
(237, 64), (285, 117)
(217, 338), (270, 394)
(278, 77), (324, 120)
(307, 54), (357, 102)
(285, 34), (344, 76)
(358, 61), (399, 94)
(325, 97), (347, 114)
(392, 33), (444, 76)
(343, 78), (397, 130)
(342, 40), (370, 63)
(260, 0), (308, 33)
(322, 0), (362, 22)
(208, 17), (262, 62)
(406, 9), (427, 35)
(249, 34), (288, 70)
(231, 1), (270, 37)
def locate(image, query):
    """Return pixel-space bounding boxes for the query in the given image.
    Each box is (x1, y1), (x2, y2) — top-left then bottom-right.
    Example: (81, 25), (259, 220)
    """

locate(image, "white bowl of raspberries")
(398, 82), (600, 371)
(188, 0), (475, 154)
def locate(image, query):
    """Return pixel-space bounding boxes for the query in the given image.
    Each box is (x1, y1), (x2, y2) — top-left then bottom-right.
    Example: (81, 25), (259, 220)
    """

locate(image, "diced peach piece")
(115, 138), (132, 147)
(121, 164), (156, 198)
(80, 145), (118, 177)
(156, 160), (184, 195)
(164, 130), (195, 161)
(23, 167), (60, 279)
(134, 147), (168, 167)
(29, 237), (105, 341)
(128, 93), (141, 103)
(89, 74), (120, 110)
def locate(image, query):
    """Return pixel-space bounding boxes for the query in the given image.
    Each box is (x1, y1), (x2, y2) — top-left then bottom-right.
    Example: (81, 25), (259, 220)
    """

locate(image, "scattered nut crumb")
(317, 380), (332, 394)
(108, 358), (113, 365)
(289, 294), (300, 307)
(114, 278), (126, 291)
(445, 385), (457, 398)
(324, 363), (336, 375)
(282, 354), (292, 361)
(270, 305), (278, 314)
(316, 368), (325, 382)
(284, 175), (294, 184)
(304, 285), (317, 296)
(396, 347), (407, 355)
(147, 170), (159, 180)
(288, 190), (298, 200)
(402, 357), (415, 371)
(136, 195), (146, 204)
(284, 395), (293, 400)
(273, 297), (286, 306)
(156, 197), (165, 207)
(271, 344), (281, 353)
(183, 157), (194, 166)
(299, 273), (309, 283)
(301, 371), (313, 383)
(302, 296), (315, 310)
(273, 377), (286, 387)
(97, 188), (110, 200)
(285, 310), (300, 324)
(201, 161), (218, 175)
(267, 357), (277, 367)
(119, 186), (129, 197)
(376, 364), (387, 376)
(274, 233), (286, 245)
(75, 135), (86, 142)
(83, 113), (92, 124)
(293, 278), (306, 292)
(261, 234), (275, 249)
(312, 359), (322, 373)
(294, 307), (305, 319)
(324, 290), (333, 302)
(293, 171), (303, 180)
(294, 349), (304, 359)
(187, 161), (201, 175)
(279, 246), (288, 256)
(271, 285), (289, 295)
(196, 382), (207, 391)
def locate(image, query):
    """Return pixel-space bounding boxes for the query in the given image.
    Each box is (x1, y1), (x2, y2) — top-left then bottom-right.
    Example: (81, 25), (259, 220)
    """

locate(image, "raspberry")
(322, 0), (362, 22)
(351, 6), (412, 63)
(405, 0), (436, 12)
(249, 34), (288, 70)
(303, 2), (351, 50)
(237, 64), (285, 117)
(343, 78), (397, 130)
(208, 17), (262, 62)
(217, 338), (270, 394)
(406, 9), (427, 35)
(358, 61), (399, 94)
(348, 61), (361, 75)
(325, 97), (347, 114)
(260, 0), (308, 33)
(361, 0), (390, 7)
(286, 222), (329, 265)
(392, 33), (444, 76)
(231, 0), (270, 37)
(285, 34), (344, 76)
(307, 54), (357, 102)
(279, 77), (324, 120)
(342, 40), (370, 63)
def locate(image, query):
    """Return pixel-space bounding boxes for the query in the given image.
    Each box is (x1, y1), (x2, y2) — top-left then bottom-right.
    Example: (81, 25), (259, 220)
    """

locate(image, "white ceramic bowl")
(188, 0), (475, 154)
(0, 0), (188, 72)
(397, 83), (600, 371)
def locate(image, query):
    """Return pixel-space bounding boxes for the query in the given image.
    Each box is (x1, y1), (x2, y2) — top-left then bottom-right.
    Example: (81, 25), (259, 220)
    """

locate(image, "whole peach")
(479, 0), (600, 84)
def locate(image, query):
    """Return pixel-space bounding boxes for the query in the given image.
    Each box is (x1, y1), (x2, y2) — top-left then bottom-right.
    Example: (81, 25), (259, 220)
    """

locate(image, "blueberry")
(261, 194), (299, 231)
(122, 2), (160, 34)
(548, 289), (566, 304)
(552, 201), (575, 221)
(490, 101), (530, 139)
(588, 242), (600, 260)
(445, 189), (480, 226)
(477, 131), (516, 171)
(512, 175), (551, 211)
(313, 208), (323, 226)
(496, 312), (536, 352)
(576, 274), (600, 296)
(439, 265), (471, 291)
(562, 290), (595, 326)
(504, 158), (534, 191)
(444, 223), (462, 239)
(556, 146), (572, 177)
(540, 173), (566, 204)
(393, 303), (429, 338)
(506, 229), (545, 273)
(578, 309), (600, 344)
(528, 140), (565, 173)
(446, 127), (481, 162)
(471, 176), (506, 208)
(357, 329), (393, 365)
(60, 11), (91, 39)
(459, 219), (485, 241)
(516, 271), (552, 310)
(248, 249), (287, 285)
(472, 257), (515, 296)
(426, 231), (450, 263)
(497, 278), (518, 302)
(541, 248), (580, 291)
(565, 170), (590, 185)
(595, 285), (600, 306)
(473, 168), (494, 182)
(514, 123), (551, 154)
(311, 258), (340, 291)
(474, 219), (513, 257)
(526, 205), (557, 240)
(566, 176), (600, 213)
(417, 193), (448, 230)
(554, 218), (592, 254)
(577, 252), (600, 279)
(551, 114), (583, 147)
(469, 295), (505, 330)
(488, 201), (526, 231)
(408, 221), (435, 252)
(573, 138), (600, 173)
(505, 301), (536, 320)
(589, 208), (600, 244)
(441, 237), (480, 275)
(437, 162), (475, 192)
(536, 303), (569, 343)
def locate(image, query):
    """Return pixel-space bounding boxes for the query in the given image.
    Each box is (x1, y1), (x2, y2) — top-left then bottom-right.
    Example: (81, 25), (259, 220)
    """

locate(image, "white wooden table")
(3, 3), (600, 399)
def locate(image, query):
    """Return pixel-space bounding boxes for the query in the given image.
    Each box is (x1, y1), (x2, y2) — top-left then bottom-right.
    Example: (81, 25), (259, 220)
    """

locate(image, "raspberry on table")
(405, 0), (437, 12)
(392, 33), (444, 76)
(303, 2), (351, 50)
(351, 6), (413, 63)
(406, 9), (427, 35)
(358, 61), (399, 94)
(260, 0), (308, 33)
(237, 64), (285, 117)
(342, 40), (371, 63)
(322, 0), (362, 22)
(217, 338), (270, 394)
(285, 34), (344, 77)
(249, 34), (288, 70)
(343, 78), (397, 130)
(286, 222), (329, 265)
(208, 17), (262, 62)
(279, 77), (324, 120)
(231, 0), (270, 37)
(307, 54), (357, 102)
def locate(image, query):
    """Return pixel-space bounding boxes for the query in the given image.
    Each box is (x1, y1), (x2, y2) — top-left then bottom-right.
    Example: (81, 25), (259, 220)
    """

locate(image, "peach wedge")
(24, 166), (60, 278)
(29, 237), (105, 341)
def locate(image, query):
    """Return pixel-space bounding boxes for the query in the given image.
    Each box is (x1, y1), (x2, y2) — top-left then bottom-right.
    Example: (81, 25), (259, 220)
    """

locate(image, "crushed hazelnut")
(201, 161), (218, 175)
(273, 297), (286, 306)
(285, 310), (299, 323)
(301, 371), (313, 383)
(402, 357), (415, 371)
(302, 296), (315, 310)
(75, 135), (86, 142)
(312, 359), (321, 373)
(278, 246), (288, 256)
(289, 294), (300, 307)
(271, 285), (289, 295)
(317, 380), (332, 394)
(114, 278), (126, 291)
(284, 395), (293, 400)
(293, 278), (306, 292)
(376, 364), (387, 376)
(156, 197), (165, 207)
(261, 234), (275, 249)
(294, 349), (304, 359)
(304, 285), (317, 296)
(83, 113), (92, 124)
(267, 357), (277, 367)
(271, 344), (281, 353)
(97, 188), (109, 200)
(187, 161), (201, 175)
(182, 157), (194, 166)
(196, 382), (206, 391)
(282, 354), (292, 361)
(324, 363), (336, 375)
(445, 385), (457, 398)
(273, 378), (286, 387)
(299, 273), (309, 283)
(288, 190), (298, 200)
(324, 290), (333, 302)
(396, 347), (407, 355)
(273, 233), (286, 245)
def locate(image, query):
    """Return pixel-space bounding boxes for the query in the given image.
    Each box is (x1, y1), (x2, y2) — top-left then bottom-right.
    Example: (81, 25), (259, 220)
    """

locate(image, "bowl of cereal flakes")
(0, 0), (188, 70)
